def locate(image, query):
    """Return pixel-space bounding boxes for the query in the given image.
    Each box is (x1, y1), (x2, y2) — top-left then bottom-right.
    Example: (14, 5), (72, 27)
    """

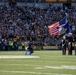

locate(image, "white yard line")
(0, 55), (40, 58)
(0, 64), (76, 70)
(35, 65), (76, 70)
(0, 64), (41, 67)
(5, 60), (76, 64)
(45, 65), (76, 69)
(0, 70), (72, 75)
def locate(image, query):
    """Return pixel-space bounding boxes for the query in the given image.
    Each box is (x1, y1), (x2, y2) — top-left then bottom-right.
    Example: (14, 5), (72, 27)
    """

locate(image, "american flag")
(48, 17), (70, 37)
(48, 22), (59, 36)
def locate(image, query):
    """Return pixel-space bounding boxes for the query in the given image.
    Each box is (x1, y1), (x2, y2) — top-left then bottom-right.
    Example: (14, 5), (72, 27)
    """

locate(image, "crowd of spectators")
(0, 3), (76, 50)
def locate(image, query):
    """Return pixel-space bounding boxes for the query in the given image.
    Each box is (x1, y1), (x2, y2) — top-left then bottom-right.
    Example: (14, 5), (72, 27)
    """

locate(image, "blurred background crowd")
(0, 0), (76, 50)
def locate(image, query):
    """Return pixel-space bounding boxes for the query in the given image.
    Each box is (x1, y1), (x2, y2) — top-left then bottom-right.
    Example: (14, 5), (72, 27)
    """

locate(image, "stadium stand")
(0, 1), (76, 50)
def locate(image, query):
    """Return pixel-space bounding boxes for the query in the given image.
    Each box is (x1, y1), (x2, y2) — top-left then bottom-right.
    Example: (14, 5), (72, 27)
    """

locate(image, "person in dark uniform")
(25, 41), (34, 55)
(73, 34), (76, 55)
(27, 43), (34, 55)
(0, 39), (2, 51)
(62, 36), (66, 55)
(68, 33), (73, 55)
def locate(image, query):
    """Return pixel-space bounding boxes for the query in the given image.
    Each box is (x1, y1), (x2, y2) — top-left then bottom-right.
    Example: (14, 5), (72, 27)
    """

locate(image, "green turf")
(0, 50), (76, 75)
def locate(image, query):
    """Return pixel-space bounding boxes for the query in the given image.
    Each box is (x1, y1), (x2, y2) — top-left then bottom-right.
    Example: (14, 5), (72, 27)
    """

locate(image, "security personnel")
(68, 33), (73, 55)
(21, 41), (25, 50)
(74, 34), (76, 55)
(62, 36), (66, 55)
(0, 40), (2, 51)
(9, 40), (14, 50)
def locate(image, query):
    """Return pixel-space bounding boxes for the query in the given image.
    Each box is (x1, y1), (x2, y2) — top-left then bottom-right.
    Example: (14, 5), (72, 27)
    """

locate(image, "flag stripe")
(48, 22), (59, 36)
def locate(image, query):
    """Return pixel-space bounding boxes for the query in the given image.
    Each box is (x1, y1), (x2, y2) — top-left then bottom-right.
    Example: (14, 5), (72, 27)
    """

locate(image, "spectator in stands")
(0, 4), (76, 51)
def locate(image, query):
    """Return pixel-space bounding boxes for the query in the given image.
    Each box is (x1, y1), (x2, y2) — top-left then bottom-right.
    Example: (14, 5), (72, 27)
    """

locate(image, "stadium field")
(0, 50), (76, 75)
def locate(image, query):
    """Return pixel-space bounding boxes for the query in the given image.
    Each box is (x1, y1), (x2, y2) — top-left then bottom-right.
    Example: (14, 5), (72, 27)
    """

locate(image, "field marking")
(0, 70), (72, 75)
(1, 63), (76, 67)
(4, 60), (76, 64)
(1, 64), (76, 70)
(0, 55), (39, 58)
(0, 64), (41, 67)
(35, 65), (76, 70)
(45, 65), (76, 69)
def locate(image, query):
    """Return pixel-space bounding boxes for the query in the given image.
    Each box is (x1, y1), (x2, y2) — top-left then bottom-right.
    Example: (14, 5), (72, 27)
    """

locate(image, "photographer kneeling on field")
(25, 41), (34, 55)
